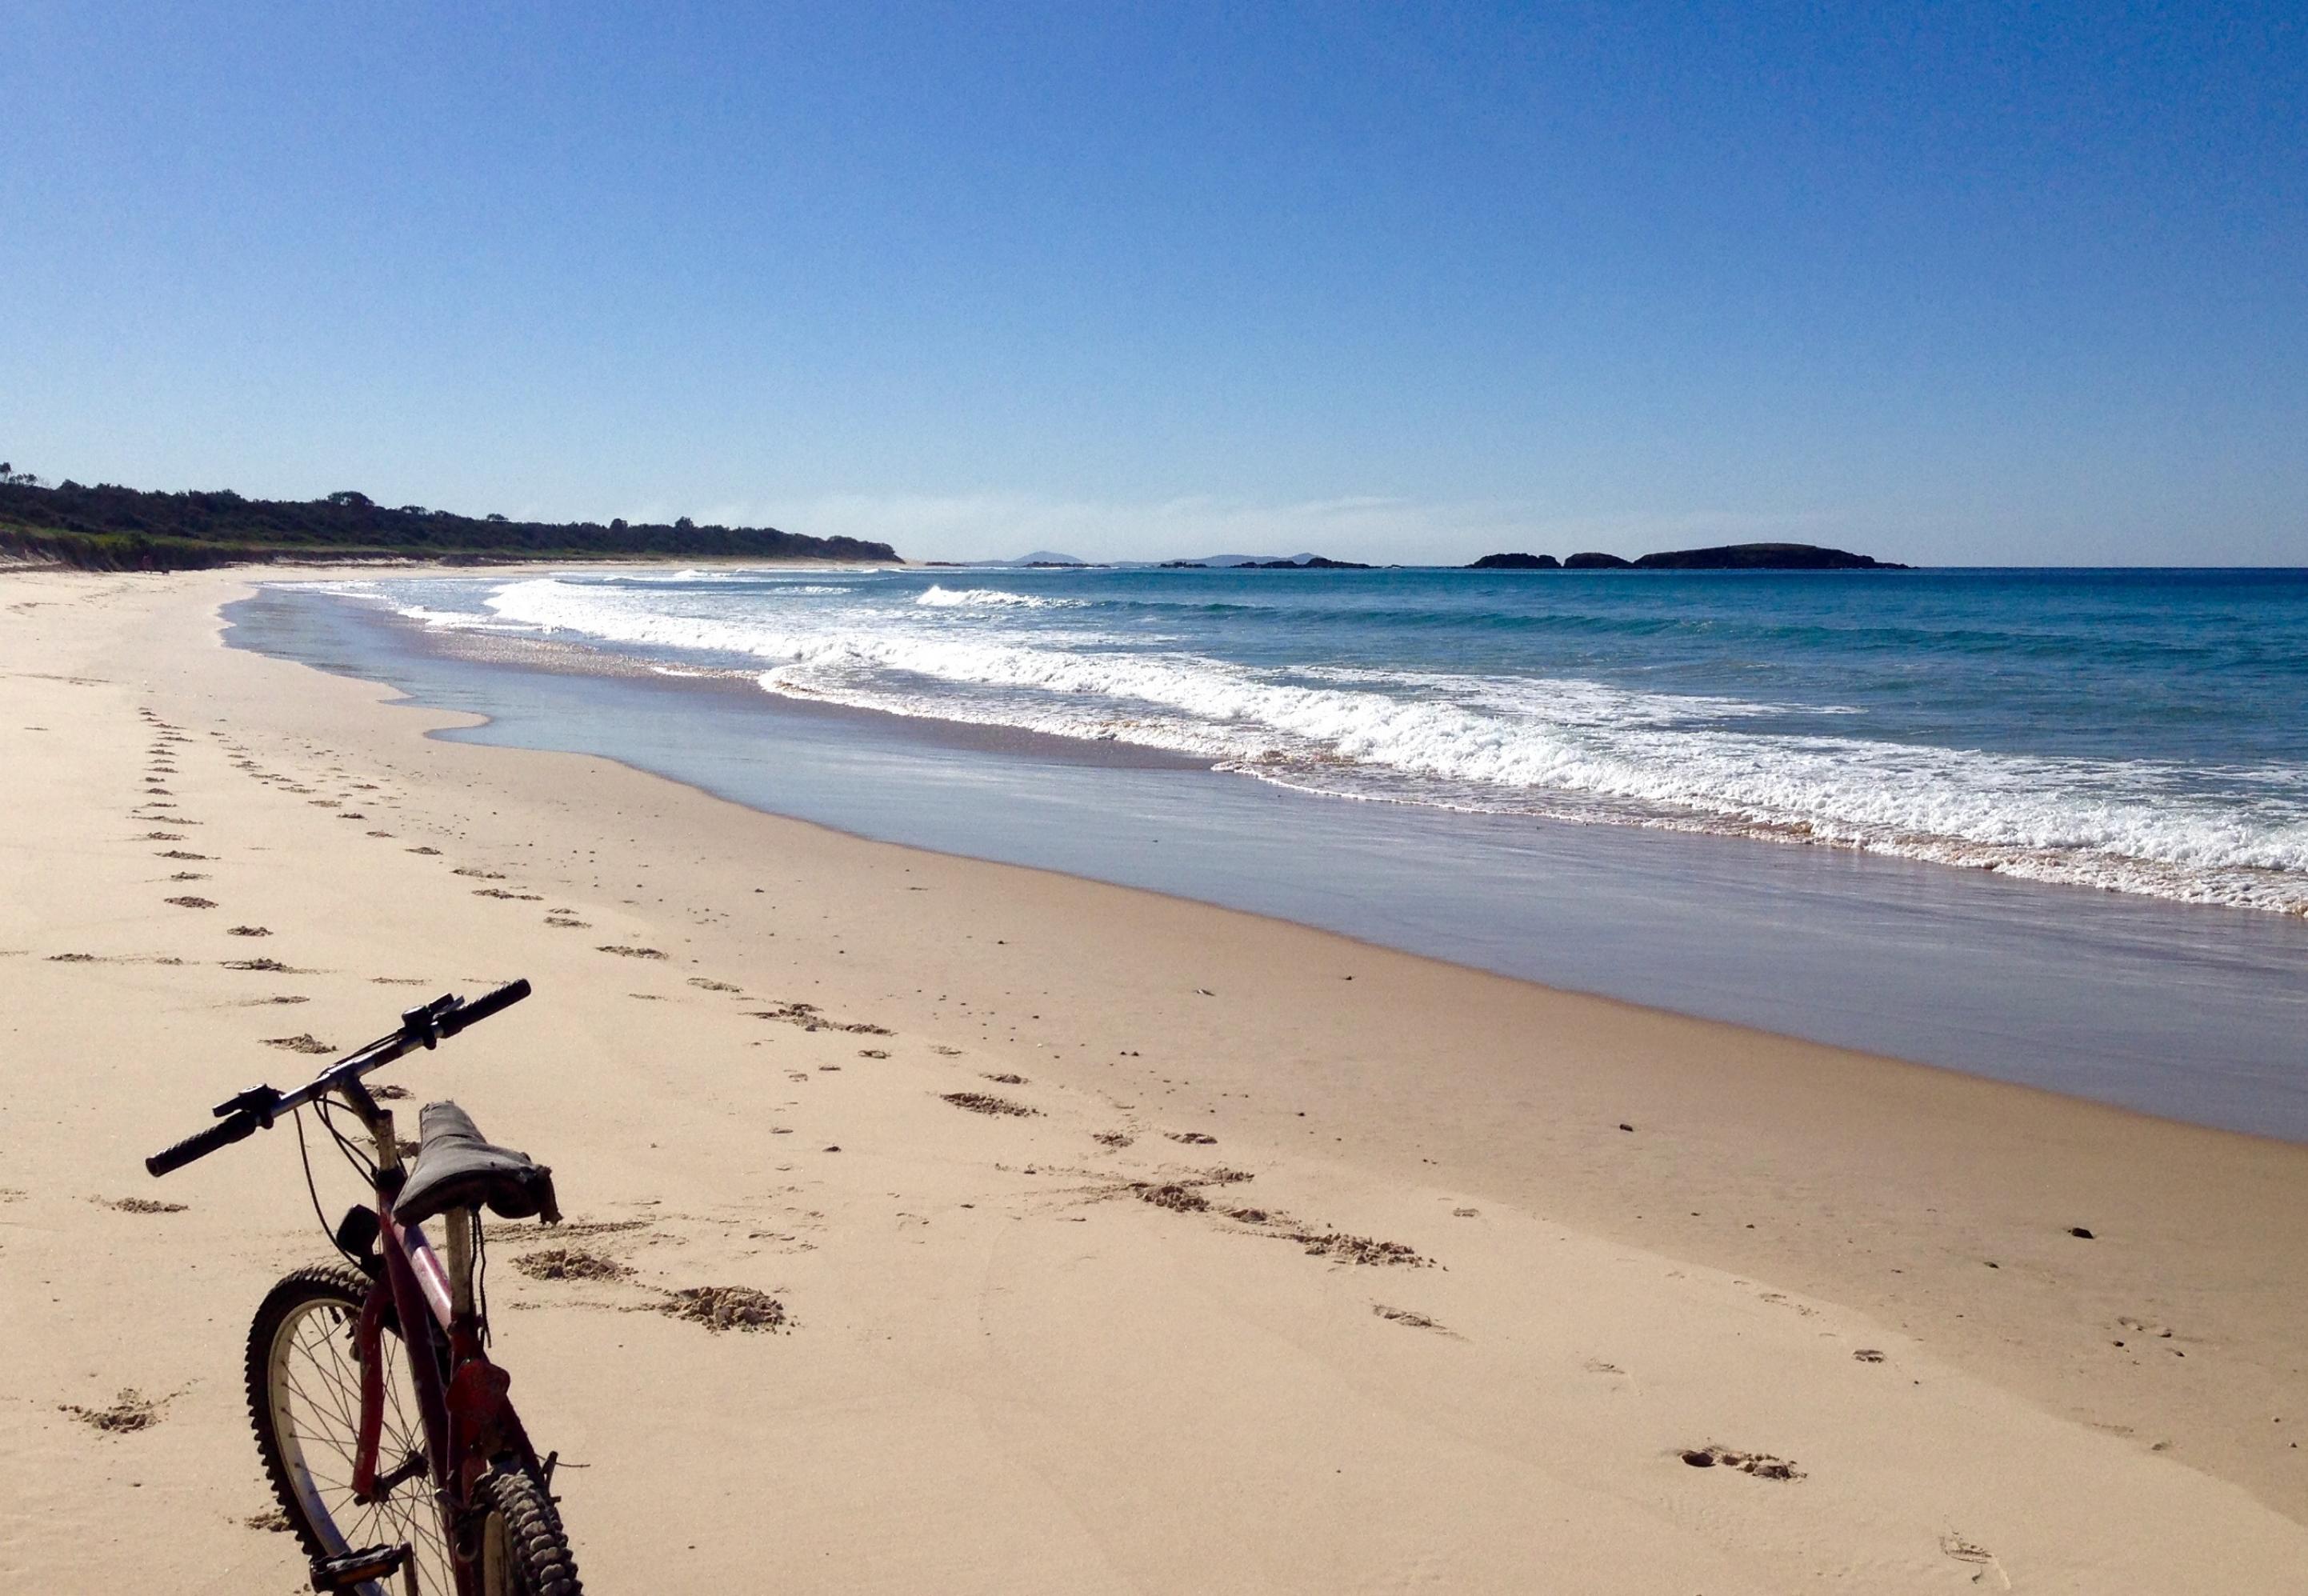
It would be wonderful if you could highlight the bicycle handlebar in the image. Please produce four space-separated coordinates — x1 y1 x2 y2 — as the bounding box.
441 978 530 1038
147 1110 263 1177
145 978 532 1178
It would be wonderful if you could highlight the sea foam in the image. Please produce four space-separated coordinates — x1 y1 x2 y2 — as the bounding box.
426 573 2308 913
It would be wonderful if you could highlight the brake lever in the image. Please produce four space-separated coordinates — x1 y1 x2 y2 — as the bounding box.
212 1084 284 1128
400 998 453 1050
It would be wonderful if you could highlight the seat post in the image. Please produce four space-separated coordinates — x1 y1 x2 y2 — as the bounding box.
443 1206 477 1320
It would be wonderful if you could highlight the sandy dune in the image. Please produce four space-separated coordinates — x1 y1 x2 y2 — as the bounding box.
2 568 2303 1591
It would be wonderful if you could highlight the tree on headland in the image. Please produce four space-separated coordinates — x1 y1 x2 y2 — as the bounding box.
0 467 901 569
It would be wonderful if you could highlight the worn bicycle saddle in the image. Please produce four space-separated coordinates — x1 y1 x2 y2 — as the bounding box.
393 1100 559 1226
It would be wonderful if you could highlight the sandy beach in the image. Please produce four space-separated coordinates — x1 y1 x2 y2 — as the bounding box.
3 566 2305 1593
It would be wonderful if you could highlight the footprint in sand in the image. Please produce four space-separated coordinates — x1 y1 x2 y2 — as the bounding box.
59 1389 169 1434
1137 1182 1210 1213
1939 1533 2012 1589
1679 1445 1803 1482
1373 1304 1458 1336
1290 1230 1428 1267
943 1091 1037 1118
262 1033 335 1055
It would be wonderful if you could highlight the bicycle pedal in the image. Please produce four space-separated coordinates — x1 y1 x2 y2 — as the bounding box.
310 1543 408 1590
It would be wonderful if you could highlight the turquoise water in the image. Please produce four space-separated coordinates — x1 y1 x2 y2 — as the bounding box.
338 566 2308 914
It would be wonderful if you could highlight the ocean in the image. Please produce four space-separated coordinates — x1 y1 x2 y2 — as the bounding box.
230 565 2308 1138
342 564 2308 913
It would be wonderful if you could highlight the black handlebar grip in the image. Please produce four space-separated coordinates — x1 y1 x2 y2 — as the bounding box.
440 978 531 1038
146 1110 260 1178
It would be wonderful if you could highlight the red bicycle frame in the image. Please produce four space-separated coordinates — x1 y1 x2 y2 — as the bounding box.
346 1194 546 1594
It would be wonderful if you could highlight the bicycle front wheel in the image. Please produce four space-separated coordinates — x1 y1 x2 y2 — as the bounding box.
474 1466 584 1594
246 1264 456 1594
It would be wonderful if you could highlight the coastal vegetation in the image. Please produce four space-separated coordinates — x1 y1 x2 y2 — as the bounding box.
0 467 898 570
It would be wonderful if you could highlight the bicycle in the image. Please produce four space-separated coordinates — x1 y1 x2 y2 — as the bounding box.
147 979 583 1595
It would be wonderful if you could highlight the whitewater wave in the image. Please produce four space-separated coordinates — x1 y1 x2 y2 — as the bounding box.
438 575 2308 913
915 585 1082 609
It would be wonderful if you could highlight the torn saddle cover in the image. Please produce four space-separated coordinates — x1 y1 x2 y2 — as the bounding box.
392 1100 560 1226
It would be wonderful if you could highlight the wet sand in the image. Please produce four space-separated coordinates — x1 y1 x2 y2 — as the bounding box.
228 580 2308 1141
3 567 2305 1592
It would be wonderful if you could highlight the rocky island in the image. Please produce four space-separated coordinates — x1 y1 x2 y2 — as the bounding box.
1473 542 1906 571
1162 554 1374 570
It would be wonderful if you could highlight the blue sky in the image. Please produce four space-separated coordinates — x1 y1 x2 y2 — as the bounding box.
3 2 2302 564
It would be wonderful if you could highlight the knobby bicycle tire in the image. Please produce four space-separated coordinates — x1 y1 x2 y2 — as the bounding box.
246 1263 457 1593
474 1466 585 1595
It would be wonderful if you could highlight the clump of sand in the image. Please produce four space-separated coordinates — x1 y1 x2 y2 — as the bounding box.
514 1247 632 1282
658 1286 786 1334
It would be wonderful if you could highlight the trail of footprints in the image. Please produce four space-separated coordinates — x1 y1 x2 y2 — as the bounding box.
62 714 1944 1509
92 711 1450 1353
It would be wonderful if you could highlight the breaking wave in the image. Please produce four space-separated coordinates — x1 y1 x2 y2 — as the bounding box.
432 574 2308 914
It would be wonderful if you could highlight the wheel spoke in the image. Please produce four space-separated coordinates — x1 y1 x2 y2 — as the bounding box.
266 1288 458 1594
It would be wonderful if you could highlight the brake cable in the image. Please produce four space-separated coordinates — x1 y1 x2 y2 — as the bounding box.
293 1108 364 1267
313 1093 378 1181
297 1092 384 1267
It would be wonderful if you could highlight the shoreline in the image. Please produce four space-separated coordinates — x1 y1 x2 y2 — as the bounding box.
386 562 2308 918
231 576 2308 1142
282 579 2308 908
6 568 2306 1590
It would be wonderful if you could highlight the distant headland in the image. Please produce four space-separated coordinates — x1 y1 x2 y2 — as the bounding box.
0 467 898 570
1477 542 1906 571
